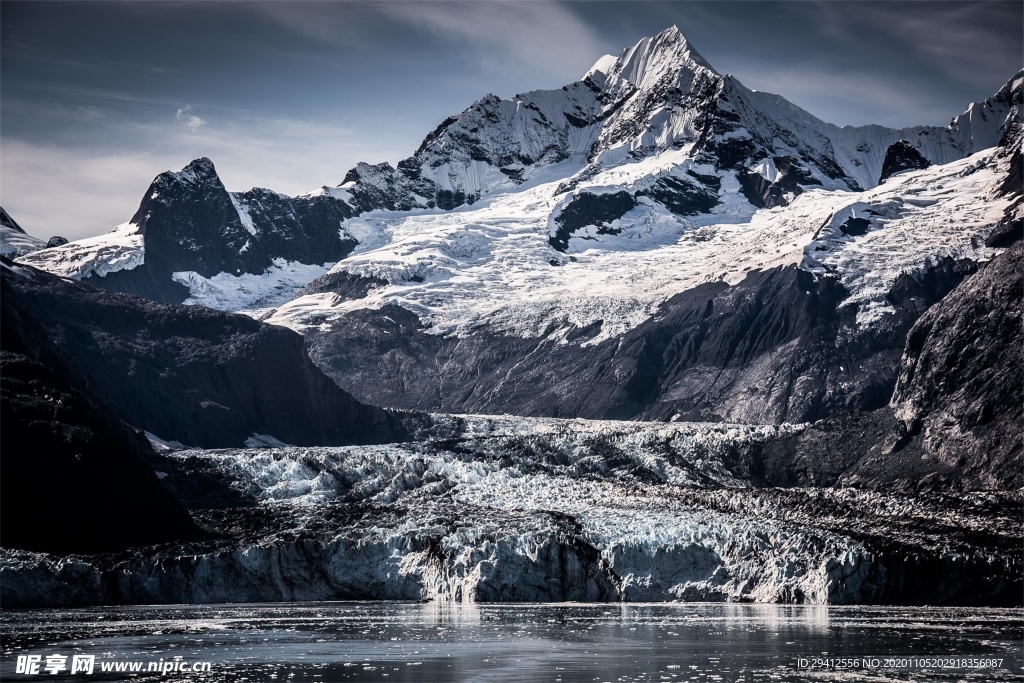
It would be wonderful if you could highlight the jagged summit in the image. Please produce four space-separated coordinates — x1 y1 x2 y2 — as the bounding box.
169 156 220 185
599 25 718 90
19 156 357 302
17 28 1023 327
944 67 1024 151
583 54 617 79
327 26 1021 214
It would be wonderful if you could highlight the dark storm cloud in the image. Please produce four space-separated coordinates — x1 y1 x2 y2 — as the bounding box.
1 1 1020 240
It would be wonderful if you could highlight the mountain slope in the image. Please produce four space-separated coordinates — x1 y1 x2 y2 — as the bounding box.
272 134 1016 424
885 239 1022 487
1 259 405 448
1 263 202 555
0 351 203 556
749 240 1022 491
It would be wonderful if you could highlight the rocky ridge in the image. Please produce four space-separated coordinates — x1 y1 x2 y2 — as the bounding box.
17 30 1022 312
19 158 358 304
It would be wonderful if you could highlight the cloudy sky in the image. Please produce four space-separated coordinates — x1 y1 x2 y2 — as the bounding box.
2 1 1021 241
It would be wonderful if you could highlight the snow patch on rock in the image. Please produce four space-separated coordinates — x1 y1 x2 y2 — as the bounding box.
0 226 46 259
803 148 1011 325
173 259 335 313
267 142 1011 342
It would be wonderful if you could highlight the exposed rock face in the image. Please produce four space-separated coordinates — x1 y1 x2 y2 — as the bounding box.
0 206 24 233
741 244 1022 491
878 140 930 183
116 158 357 301
735 155 819 209
298 270 388 299
987 124 1023 247
1 415 1019 607
0 352 202 556
339 161 435 213
305 258 975 426
549 191 637 251
887 242 1022 488
1 260 403 448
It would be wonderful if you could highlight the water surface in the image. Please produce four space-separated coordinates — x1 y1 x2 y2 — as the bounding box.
1 602 1020 681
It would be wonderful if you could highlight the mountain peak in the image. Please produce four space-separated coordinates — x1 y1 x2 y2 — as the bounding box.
656 25 711 64
659 25 715 72
603 25 717 91
171 157 220 185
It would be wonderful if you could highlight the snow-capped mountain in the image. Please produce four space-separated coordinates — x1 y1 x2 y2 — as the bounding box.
3 26 1022 611
0 208 44 258
269 111 1019 426
338 25 1018 215
20 27 1021 306
15 27 1022 426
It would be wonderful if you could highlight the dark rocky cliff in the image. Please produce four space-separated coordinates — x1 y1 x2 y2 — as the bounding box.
2 260 405 449
747 243 1022 491
84 158 357 303
886 240 1022 488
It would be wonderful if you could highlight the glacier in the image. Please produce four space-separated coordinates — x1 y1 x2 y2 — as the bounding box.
266 136 1016 343
15 28 1021 335
17 221 144 279
2 415 1019 607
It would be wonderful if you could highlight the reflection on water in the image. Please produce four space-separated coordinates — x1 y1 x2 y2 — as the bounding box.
1 602 1020 681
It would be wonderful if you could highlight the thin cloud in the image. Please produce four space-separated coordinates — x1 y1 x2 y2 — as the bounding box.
850 2 1022 86
2 38 178 76
252 3 384 48
255 1 606 86
176 105 206 129
0 140 162 241
735 67 959 128
375 1 606 81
